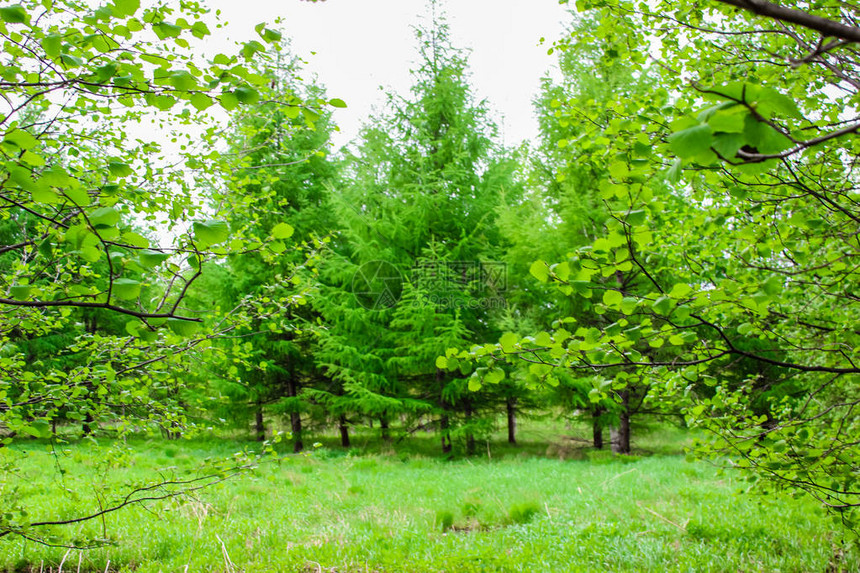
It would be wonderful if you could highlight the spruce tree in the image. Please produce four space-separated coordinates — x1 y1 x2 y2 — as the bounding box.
216 47 339 451
315 8 520 454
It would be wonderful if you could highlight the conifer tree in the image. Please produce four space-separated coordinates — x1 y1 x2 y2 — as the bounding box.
494 14 665 453
315 7 519 454
217 47 339 451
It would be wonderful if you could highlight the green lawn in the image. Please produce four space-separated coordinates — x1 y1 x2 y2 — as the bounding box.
1 424 856 572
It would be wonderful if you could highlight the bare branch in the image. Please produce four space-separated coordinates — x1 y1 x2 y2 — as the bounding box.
715 0 860 43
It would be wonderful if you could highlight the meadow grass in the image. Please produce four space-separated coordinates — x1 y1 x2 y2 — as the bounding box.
1 420 856 572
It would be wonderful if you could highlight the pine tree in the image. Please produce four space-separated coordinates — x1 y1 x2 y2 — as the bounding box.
315 7 520 454
216 46 339 451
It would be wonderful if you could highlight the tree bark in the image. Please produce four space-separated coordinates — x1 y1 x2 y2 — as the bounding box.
82 314 98 437
464 401 475 456
440 414 452 454
82 412 95 437
591 407 606 450
610 390 631 454
437 368 452 454
506 397 517 445
255 400 265 442
379 413 391 442
286 376 303 453
339 415 350 448
592 407 604 449
714 0 860 43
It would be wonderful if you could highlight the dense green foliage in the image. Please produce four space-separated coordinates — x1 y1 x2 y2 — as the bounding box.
449 0 860 532
0 0 328 544
312 18 522 455
1 0 859 564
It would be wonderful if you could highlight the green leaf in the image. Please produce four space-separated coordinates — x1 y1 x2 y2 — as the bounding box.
108 161 133 177
219 92 239 111
603 289 623 308
467 373 482 392
535 331 553 346
21 150 44 167
529 260 549 283
743 115 793 154
111 0 140 17
4 129 38 150
712 133 745 158
484 368 505 384
145 93 176 111
257 26 281 43
10 285 32 300
94 63 118 81
552 261 570 281
666 157 683 183
435 356 448 369
168 70 196 91
112 278 141 301
669 283 692 299
738 322 755 335
152 22 182 40
80 244 102 262
234 86 259 104
499 332 519 352
121 231 149 248
707 107 748 133
0 5 27 24
41 34 62 58
60 54 83 68
167 318 200 336
138 249 170 268
271 222 294 239
193 220 229 246
626 210 646 227
329 98 348 108
762 274 783 296
241 40 265 60
21 420 51 439
89 207 120 228
652 296 674 316
668 124 713 159
190 93 213 111
751 86 804 120
190 21 210 39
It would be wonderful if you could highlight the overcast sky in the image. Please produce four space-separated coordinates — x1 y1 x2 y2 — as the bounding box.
205 0 572 148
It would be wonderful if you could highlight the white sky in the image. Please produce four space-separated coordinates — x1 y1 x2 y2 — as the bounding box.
205 0 571 148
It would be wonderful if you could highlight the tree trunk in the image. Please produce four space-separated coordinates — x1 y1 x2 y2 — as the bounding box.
464 401 475 456
592 407 603 449
291 411 303 453
339 415 350 448
255 401 265 442
440 414 452 454
82 411 96 437
286 376 303 453
610 390 631 454
506 397 517 445
437 368 452 454
379 414 390 442
82 315 98 437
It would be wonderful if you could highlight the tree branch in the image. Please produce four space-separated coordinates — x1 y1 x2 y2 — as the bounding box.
0 298 202 322
714 0 860 43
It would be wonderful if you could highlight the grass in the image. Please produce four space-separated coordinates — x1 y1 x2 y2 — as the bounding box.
1 420 857 572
